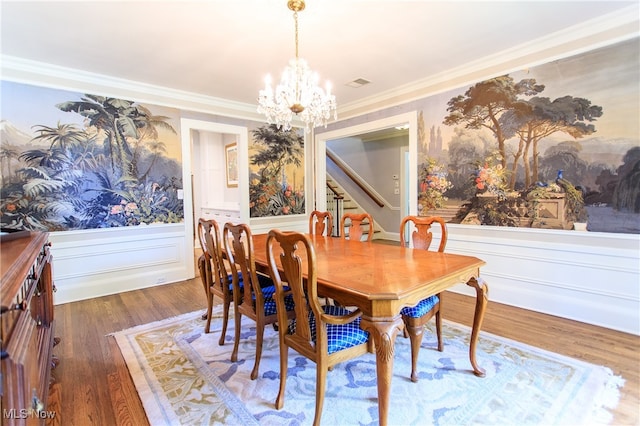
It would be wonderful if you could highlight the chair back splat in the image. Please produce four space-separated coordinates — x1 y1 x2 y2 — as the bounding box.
400 215 447 252
266 230 370 425
309 210 333 236
340 212 374 242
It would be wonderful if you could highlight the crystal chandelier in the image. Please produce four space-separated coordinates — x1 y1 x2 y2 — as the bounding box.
257 0 337 132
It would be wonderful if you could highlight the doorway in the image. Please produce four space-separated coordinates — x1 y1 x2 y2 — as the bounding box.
180 119 248 272
315 112 419 239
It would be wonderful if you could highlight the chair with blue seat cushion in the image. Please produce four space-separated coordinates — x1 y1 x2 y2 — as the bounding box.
266 229 370 426
400 215 447 382
309 210 333 236
224 222 296 380
197 218 240 344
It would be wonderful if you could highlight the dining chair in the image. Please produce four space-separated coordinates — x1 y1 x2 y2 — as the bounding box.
309 210 333 236
197 218 239 344
340 212 374 242
223 222 296 380
400 215 447 382
266 229 370 426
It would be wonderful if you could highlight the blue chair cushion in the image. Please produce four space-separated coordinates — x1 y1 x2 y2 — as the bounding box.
288 305 369 354
400 295 439 318
223 271 243 292
250 274 294 316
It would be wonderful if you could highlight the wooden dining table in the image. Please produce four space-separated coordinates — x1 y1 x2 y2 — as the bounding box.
251 233 488 426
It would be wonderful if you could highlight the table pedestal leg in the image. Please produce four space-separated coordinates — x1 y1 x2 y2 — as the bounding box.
359 316 404 426
466 277 489 377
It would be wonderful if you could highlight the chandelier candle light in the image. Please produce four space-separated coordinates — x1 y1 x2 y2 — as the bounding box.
258 0 337 131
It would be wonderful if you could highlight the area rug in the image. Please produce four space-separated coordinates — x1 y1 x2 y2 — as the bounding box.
111 306 623 426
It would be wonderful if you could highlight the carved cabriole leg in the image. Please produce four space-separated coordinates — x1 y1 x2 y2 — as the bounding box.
205 292 214 333
466 276 489 377
404 320 424 383
313 363 327 426
359 316 404 426
219 299 231 345
275 333 288 410
231 311 241 362
251 321 265 380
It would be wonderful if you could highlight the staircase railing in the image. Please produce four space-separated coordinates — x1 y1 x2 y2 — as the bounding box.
326 150 385 208
326 180 343 236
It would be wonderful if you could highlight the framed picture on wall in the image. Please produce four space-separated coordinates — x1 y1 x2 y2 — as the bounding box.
225 143 239 187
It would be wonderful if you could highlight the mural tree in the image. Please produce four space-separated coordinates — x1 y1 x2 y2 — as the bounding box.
443 75 603 190
613 147 640 213
249 124 305 217
56 95 175 189
443 76 545 172
509 96 602 188
0 143 20 184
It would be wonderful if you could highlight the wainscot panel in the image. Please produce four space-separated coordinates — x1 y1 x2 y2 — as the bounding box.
49 224 191 304
446 225 639 335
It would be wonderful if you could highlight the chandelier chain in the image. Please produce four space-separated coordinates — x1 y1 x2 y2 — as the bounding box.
294 11 299 60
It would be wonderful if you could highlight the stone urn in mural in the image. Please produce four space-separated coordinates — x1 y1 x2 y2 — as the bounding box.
526 173 587 230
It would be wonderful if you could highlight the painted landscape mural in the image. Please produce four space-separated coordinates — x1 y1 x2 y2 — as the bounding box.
249 124 305 217
0 82 184 231
416 38 639 233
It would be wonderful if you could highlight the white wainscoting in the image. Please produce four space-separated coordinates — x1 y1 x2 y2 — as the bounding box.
443 225 640 335
49 224 192 305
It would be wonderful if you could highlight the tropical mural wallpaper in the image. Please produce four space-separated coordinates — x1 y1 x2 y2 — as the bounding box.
248 124 305 217
0 82 183 231
415 38 639 233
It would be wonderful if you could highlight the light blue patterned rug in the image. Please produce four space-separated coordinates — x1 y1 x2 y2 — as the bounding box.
113 307 623 426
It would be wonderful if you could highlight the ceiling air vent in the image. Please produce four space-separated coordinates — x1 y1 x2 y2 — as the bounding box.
346 78 371 88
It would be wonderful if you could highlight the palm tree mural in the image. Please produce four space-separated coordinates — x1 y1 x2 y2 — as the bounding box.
57 95 144 185
249 124 305 217
0 91 183 231
0 144 20 185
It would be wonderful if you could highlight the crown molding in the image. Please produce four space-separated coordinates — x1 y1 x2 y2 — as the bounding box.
0 55 265 122
1 3 637 126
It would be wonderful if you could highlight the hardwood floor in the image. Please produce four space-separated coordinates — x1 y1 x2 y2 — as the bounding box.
48 276 639 426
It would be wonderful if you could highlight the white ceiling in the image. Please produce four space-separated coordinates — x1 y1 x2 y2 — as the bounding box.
1 1 638 115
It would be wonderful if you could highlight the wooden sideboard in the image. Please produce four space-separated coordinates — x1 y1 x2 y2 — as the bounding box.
1 232 56 425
